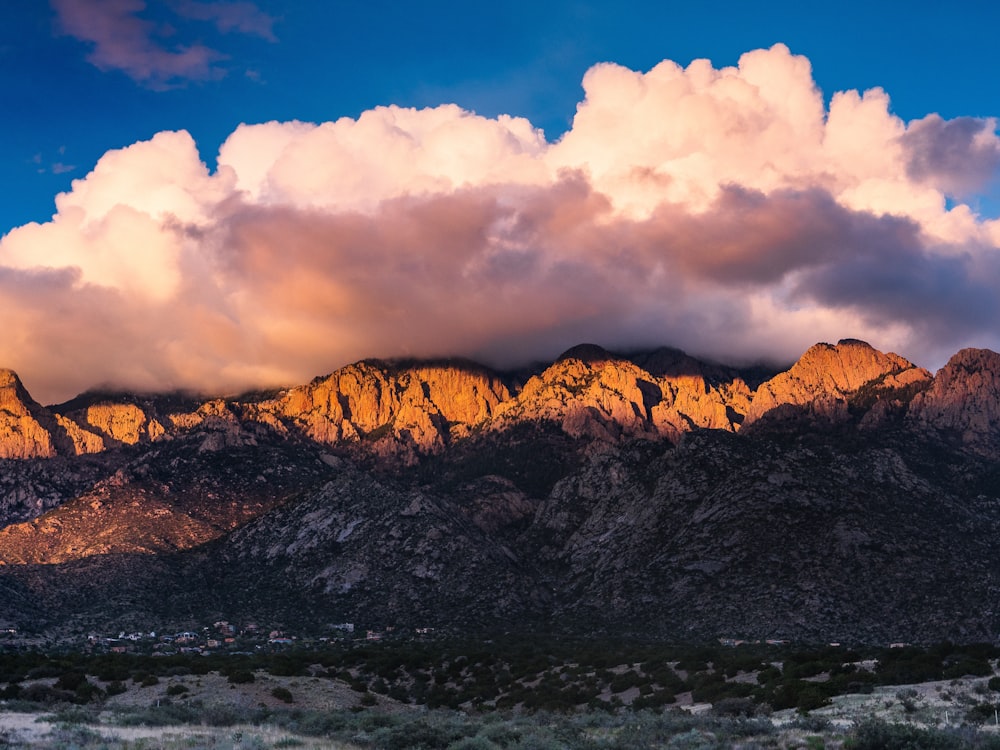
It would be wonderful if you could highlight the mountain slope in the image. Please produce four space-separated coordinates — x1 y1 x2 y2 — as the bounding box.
0 339 998 644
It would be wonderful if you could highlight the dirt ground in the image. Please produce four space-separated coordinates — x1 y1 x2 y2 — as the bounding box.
103 669 403 712
779 673 1000 730
0 670 401 749
3 666 1000 748
0 710 350 748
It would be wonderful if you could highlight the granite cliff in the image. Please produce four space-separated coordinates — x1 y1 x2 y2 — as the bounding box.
0 338 950 464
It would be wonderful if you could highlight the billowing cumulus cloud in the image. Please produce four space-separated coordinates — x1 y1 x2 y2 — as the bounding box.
2 44 1000 402
52 0 275 87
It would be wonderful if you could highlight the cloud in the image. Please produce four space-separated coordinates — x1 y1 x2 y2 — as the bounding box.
51 0 274 87
31 148 77 176
2 44 1000 402
171 0 276 40
901 114 1000 197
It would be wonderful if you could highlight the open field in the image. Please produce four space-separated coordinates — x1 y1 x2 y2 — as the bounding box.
3 643 1000 748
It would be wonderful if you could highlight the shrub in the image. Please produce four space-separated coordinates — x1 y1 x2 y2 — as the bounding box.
0 683 21 700
227 670 255 685
796 686 831 713
74 680 103 703
712 697 756 717
272 686 294 703
47 706 100 725
965 702 1000 725
26 665 63 680
105 681 127 697
97 666 130 682
943 659 992 679
114 701 203 727
166 683 189 696
851 719 963 749
54 671 87 691
20 683 71 704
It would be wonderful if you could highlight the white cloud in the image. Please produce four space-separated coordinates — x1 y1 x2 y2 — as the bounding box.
1 44 999 402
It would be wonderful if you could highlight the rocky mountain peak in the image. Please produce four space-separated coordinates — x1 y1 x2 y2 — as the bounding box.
493 346 752 442
495 350 662 441
743 339 932 428
250 360 511 460
0 369 36 413
907 347 1000 454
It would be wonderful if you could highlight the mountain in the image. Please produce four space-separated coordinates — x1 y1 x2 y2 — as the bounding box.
907 348 1000 455
742 339 932 429
0 339 999 644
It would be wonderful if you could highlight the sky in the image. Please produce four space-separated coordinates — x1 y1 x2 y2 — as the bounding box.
1 1 1000 403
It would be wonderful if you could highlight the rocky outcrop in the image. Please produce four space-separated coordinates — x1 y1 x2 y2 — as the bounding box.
251 361 511 457
53 415 105 455
743 339 931 428
493 345 750 442
636 348 754 434
81 403 165 445
0 370 57 459
493 347 666 441
907 348 1000 454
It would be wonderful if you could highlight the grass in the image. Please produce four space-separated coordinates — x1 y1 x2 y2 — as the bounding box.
1 694 1000 749
5 640 1000 747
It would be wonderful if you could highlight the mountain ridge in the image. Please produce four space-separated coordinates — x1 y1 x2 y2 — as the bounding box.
0 338 998 644
0 338 978 465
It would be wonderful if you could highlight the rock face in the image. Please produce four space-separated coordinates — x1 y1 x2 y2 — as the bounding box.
80 403 165 446
2 338 997 466
0 370 57 459
493 345 751 442
908 348 1000 455
743 339 932 428
250 361 511 460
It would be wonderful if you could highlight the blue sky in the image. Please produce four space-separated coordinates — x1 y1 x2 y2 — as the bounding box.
1 1 1000 401
4 1 999 231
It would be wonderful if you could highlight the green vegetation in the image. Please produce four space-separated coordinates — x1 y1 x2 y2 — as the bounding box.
7 705 1000 750
0 638 999 712
0 639 998 748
